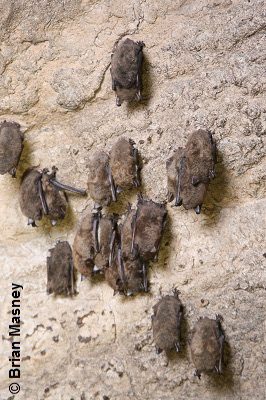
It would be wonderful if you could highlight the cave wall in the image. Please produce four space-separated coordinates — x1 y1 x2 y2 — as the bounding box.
0 1 265 399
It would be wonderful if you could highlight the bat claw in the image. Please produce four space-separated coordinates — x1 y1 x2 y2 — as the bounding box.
28 218 37 227
194 370 201 379
175 196 182 207
9 167 16 178
174 342 180 353
194 205 201 214
116 96 122 106
209 169 216 179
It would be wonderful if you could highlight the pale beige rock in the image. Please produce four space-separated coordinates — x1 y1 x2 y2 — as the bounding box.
0 0 265 399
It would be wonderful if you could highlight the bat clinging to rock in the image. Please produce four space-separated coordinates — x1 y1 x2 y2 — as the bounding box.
167 130 216 214
109 137 141 192
73 210 117 278
0 121 24 177
47 241 76 296
111 38 145 106
105 248 147 296
105 197 166 296
87 139 141 206
87 151 115 207
19 166 86 226
152 290 183 354
132 196 167 262
189 315 225 378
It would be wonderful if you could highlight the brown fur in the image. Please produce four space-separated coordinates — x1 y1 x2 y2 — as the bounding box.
19 168 43 223
120 206 136 260
104 260 122 294
73 211 117 277
105 253 145 295
0 121 24 176
189 316 224 377
122 258 146 295
47 241 76 296
19 166 85 226
41 172 68 223
73 213 95 277
166 130 216 212
152 292 183 353
109 138 140 190
94 216 116 270
133 197 167 262
87 151 113 206
111 38 144 106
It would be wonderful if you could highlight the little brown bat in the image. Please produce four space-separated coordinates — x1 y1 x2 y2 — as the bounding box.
19 166 86 226
104 207 147 295
47 241 76 296
166 129 216 214
73 209 117 278
105 198 166 295
0 120 24 177
152 290 183 354
87 151 115 207
105 247 147 296
132 196 167 262
189 315 225 378
109 137 141 193
111 38 145 106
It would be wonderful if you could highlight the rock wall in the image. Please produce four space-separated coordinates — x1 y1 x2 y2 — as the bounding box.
0 1 265 399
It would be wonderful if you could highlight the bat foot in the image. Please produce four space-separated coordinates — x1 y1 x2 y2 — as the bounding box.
116 96 122 107
216 314 223 323
194 205 201 214
209 169 216 179
136 91 142 102
116 186 123 194
155 346 162 355
175 197 182 207
194 370 201 379
93 203 102 212
28 218 37 227
214 365 222 374
172 287 180 297
9 167 16 178
133 178 140 187
174 342 180 353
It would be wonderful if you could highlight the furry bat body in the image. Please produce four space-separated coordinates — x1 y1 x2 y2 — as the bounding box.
111 38 145 106
19 166 86 226
0 121 24 177
189 315 225 378
152 290 183 353
87 138 141 207
47 241 76 296
167 130 216 214
73 210 117 278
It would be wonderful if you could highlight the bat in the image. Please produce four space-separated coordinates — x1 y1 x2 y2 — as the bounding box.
111 38 145 106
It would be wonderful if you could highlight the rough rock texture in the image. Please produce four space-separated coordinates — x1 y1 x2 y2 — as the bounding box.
0 1 265 399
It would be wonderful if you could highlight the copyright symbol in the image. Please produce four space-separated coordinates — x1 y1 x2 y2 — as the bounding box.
9 382 20 394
